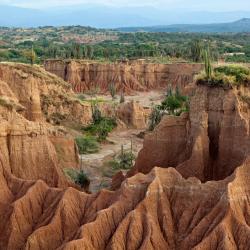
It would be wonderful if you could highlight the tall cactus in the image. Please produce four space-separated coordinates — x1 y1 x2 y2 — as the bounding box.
203 48 212 80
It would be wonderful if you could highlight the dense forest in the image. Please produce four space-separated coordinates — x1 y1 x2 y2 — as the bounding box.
0 26 250 64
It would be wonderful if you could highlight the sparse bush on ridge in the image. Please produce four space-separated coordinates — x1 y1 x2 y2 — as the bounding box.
196 65 250 87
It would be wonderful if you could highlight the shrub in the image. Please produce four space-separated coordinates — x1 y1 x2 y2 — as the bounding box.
84 117 117 142
64 168 90 188
91 102 102 124
75 135 100 154
214 65 250 85
102 145 135 177
196 65 250 87
148 106 163 131
148 87 188 130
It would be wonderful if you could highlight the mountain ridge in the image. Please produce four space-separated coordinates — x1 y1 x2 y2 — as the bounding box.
117 18 250 33
0 4 250 29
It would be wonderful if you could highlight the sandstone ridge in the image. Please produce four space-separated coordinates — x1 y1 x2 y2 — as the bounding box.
44 60 203 94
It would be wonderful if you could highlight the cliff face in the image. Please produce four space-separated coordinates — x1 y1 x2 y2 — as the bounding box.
44 60 203 93
131 85 250 183
0 64 80 188
0 63 92 125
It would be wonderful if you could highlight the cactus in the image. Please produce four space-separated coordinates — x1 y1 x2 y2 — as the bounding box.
203 48 212 80
108 82 116 100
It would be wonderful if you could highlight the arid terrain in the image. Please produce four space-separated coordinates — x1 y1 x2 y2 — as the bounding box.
0 59 249 250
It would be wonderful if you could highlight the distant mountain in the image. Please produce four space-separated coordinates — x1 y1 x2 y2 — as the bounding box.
117 18 250 33
0 4 250 28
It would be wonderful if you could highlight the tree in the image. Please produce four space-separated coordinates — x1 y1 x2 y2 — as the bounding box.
24 45 37 65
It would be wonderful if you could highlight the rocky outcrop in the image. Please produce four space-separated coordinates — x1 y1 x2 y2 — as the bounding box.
0 161 249 249
0 63 92 126
129 85 250 184
116 101 151 129
0 65 80 188
44 60 203 94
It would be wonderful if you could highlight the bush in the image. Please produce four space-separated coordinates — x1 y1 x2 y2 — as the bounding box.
148 106 163 131
214 65 250 85
196 65 250 87
75 135 100 154
64 168 90 189
102 145 135 177
84 117 117 142
148 87 188 130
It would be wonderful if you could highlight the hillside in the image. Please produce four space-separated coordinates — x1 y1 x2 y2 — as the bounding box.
118 18 250 33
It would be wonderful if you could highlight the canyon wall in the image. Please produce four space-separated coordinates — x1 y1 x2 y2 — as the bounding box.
129 85 250 183
0 63 80 188
44 60 203 93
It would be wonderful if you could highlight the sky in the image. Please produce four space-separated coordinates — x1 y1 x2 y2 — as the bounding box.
0 0 250 11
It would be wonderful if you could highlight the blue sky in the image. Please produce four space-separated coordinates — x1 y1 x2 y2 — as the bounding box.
1 0 250 11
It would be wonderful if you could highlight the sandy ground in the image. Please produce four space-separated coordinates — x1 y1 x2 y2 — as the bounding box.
82 90 165 107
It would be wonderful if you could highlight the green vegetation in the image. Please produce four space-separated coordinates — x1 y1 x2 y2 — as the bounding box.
196 65 250 87
102 143 135 177
83 103 117 142
149 87 189 131
1 26 250 63
84 117 117 142
75 135 100 154
64 168 90 189
203 48 212 80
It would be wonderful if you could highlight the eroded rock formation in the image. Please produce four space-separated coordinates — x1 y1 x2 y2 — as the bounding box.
0 64 80 187
130 85 250 184
0 63 92 125
44 60 203 94
0 162 249 249
116 101 151 129
0 64 250 249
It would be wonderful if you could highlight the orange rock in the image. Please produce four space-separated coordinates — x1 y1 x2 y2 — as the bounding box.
116 101 150 129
